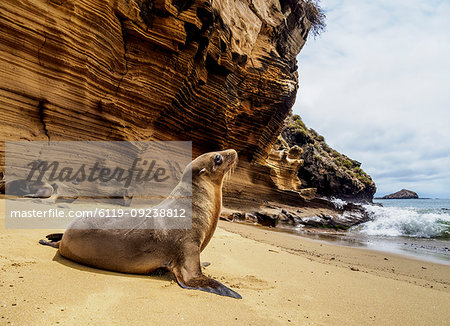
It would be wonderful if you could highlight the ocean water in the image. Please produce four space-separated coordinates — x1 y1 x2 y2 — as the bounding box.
283 199 450 265
359 199 450 239
343 199 450 264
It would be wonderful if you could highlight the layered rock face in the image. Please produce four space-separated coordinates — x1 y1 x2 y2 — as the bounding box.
0 0 309 157
0 0 314 205
266 136 304 192
282 115 376 202
0 0 370 228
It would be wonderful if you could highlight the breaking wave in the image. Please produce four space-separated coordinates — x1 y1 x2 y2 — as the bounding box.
358 203 450 238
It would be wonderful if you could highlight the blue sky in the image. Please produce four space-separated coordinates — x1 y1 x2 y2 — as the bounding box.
293 0 450 198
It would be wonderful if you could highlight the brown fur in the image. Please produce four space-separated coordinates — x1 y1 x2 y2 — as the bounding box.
40 150 241 299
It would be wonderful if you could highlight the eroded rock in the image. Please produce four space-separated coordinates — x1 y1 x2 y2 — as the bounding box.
282 115 376 202
0 0 317 209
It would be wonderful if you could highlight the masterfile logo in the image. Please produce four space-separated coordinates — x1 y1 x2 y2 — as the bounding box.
4 141 192 229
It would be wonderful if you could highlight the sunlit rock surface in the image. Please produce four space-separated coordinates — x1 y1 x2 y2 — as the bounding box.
0 0 370 226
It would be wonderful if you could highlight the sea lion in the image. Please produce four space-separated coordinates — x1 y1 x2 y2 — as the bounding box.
40 149 241 299
5 179 55 198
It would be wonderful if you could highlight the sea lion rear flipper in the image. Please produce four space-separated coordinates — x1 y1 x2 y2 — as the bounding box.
39 233 63 248
46 233 64 242
39 239 60 248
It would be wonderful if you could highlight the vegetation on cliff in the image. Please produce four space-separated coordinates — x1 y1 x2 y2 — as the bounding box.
282 114 376 202
302 0 326 37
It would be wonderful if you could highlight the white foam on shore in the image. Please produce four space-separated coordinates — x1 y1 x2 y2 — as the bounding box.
359 205 450 238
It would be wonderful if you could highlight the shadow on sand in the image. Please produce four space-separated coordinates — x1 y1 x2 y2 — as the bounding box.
51 251 176 282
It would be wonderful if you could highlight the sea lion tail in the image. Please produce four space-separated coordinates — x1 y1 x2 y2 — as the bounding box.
39 233 63 248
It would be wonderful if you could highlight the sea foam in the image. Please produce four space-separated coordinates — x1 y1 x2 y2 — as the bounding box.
358 204 450 238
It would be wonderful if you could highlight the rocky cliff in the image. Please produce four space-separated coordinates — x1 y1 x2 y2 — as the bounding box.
0 0 313 156
1 0 369 228
0 0 314 193
282 115 376 202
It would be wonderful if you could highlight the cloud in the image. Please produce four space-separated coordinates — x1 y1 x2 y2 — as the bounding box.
293 0 450 198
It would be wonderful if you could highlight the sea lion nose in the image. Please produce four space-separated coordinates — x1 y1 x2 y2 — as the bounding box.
219 149 238 163
228 149 238 160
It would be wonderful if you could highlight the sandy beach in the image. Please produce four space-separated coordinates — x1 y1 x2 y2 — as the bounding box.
1 200 449 325
1 0 450 325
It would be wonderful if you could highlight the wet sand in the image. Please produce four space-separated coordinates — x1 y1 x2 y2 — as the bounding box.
274 223 450 266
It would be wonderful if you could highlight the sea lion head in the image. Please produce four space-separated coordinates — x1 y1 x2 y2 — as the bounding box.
190 149 238 185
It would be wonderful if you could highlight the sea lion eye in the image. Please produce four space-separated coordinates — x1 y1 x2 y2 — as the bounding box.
214 154 223 165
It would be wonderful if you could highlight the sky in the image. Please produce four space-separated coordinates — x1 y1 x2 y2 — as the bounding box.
293 0 450 199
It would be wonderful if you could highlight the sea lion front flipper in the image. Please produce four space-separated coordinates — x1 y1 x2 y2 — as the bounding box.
178 276 242 299
171 248 241 299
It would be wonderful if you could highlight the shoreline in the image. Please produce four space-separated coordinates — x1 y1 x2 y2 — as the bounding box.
219 221 450 289
271 223 450 266
1 204 449 324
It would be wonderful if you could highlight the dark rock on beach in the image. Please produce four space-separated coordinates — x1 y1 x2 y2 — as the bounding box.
221 199 370 231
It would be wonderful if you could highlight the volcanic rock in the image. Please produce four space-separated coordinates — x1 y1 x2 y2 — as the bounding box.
282 115 376 202
382 189 419 199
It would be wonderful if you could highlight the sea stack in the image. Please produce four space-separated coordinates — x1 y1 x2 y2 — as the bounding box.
382 189 419 199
